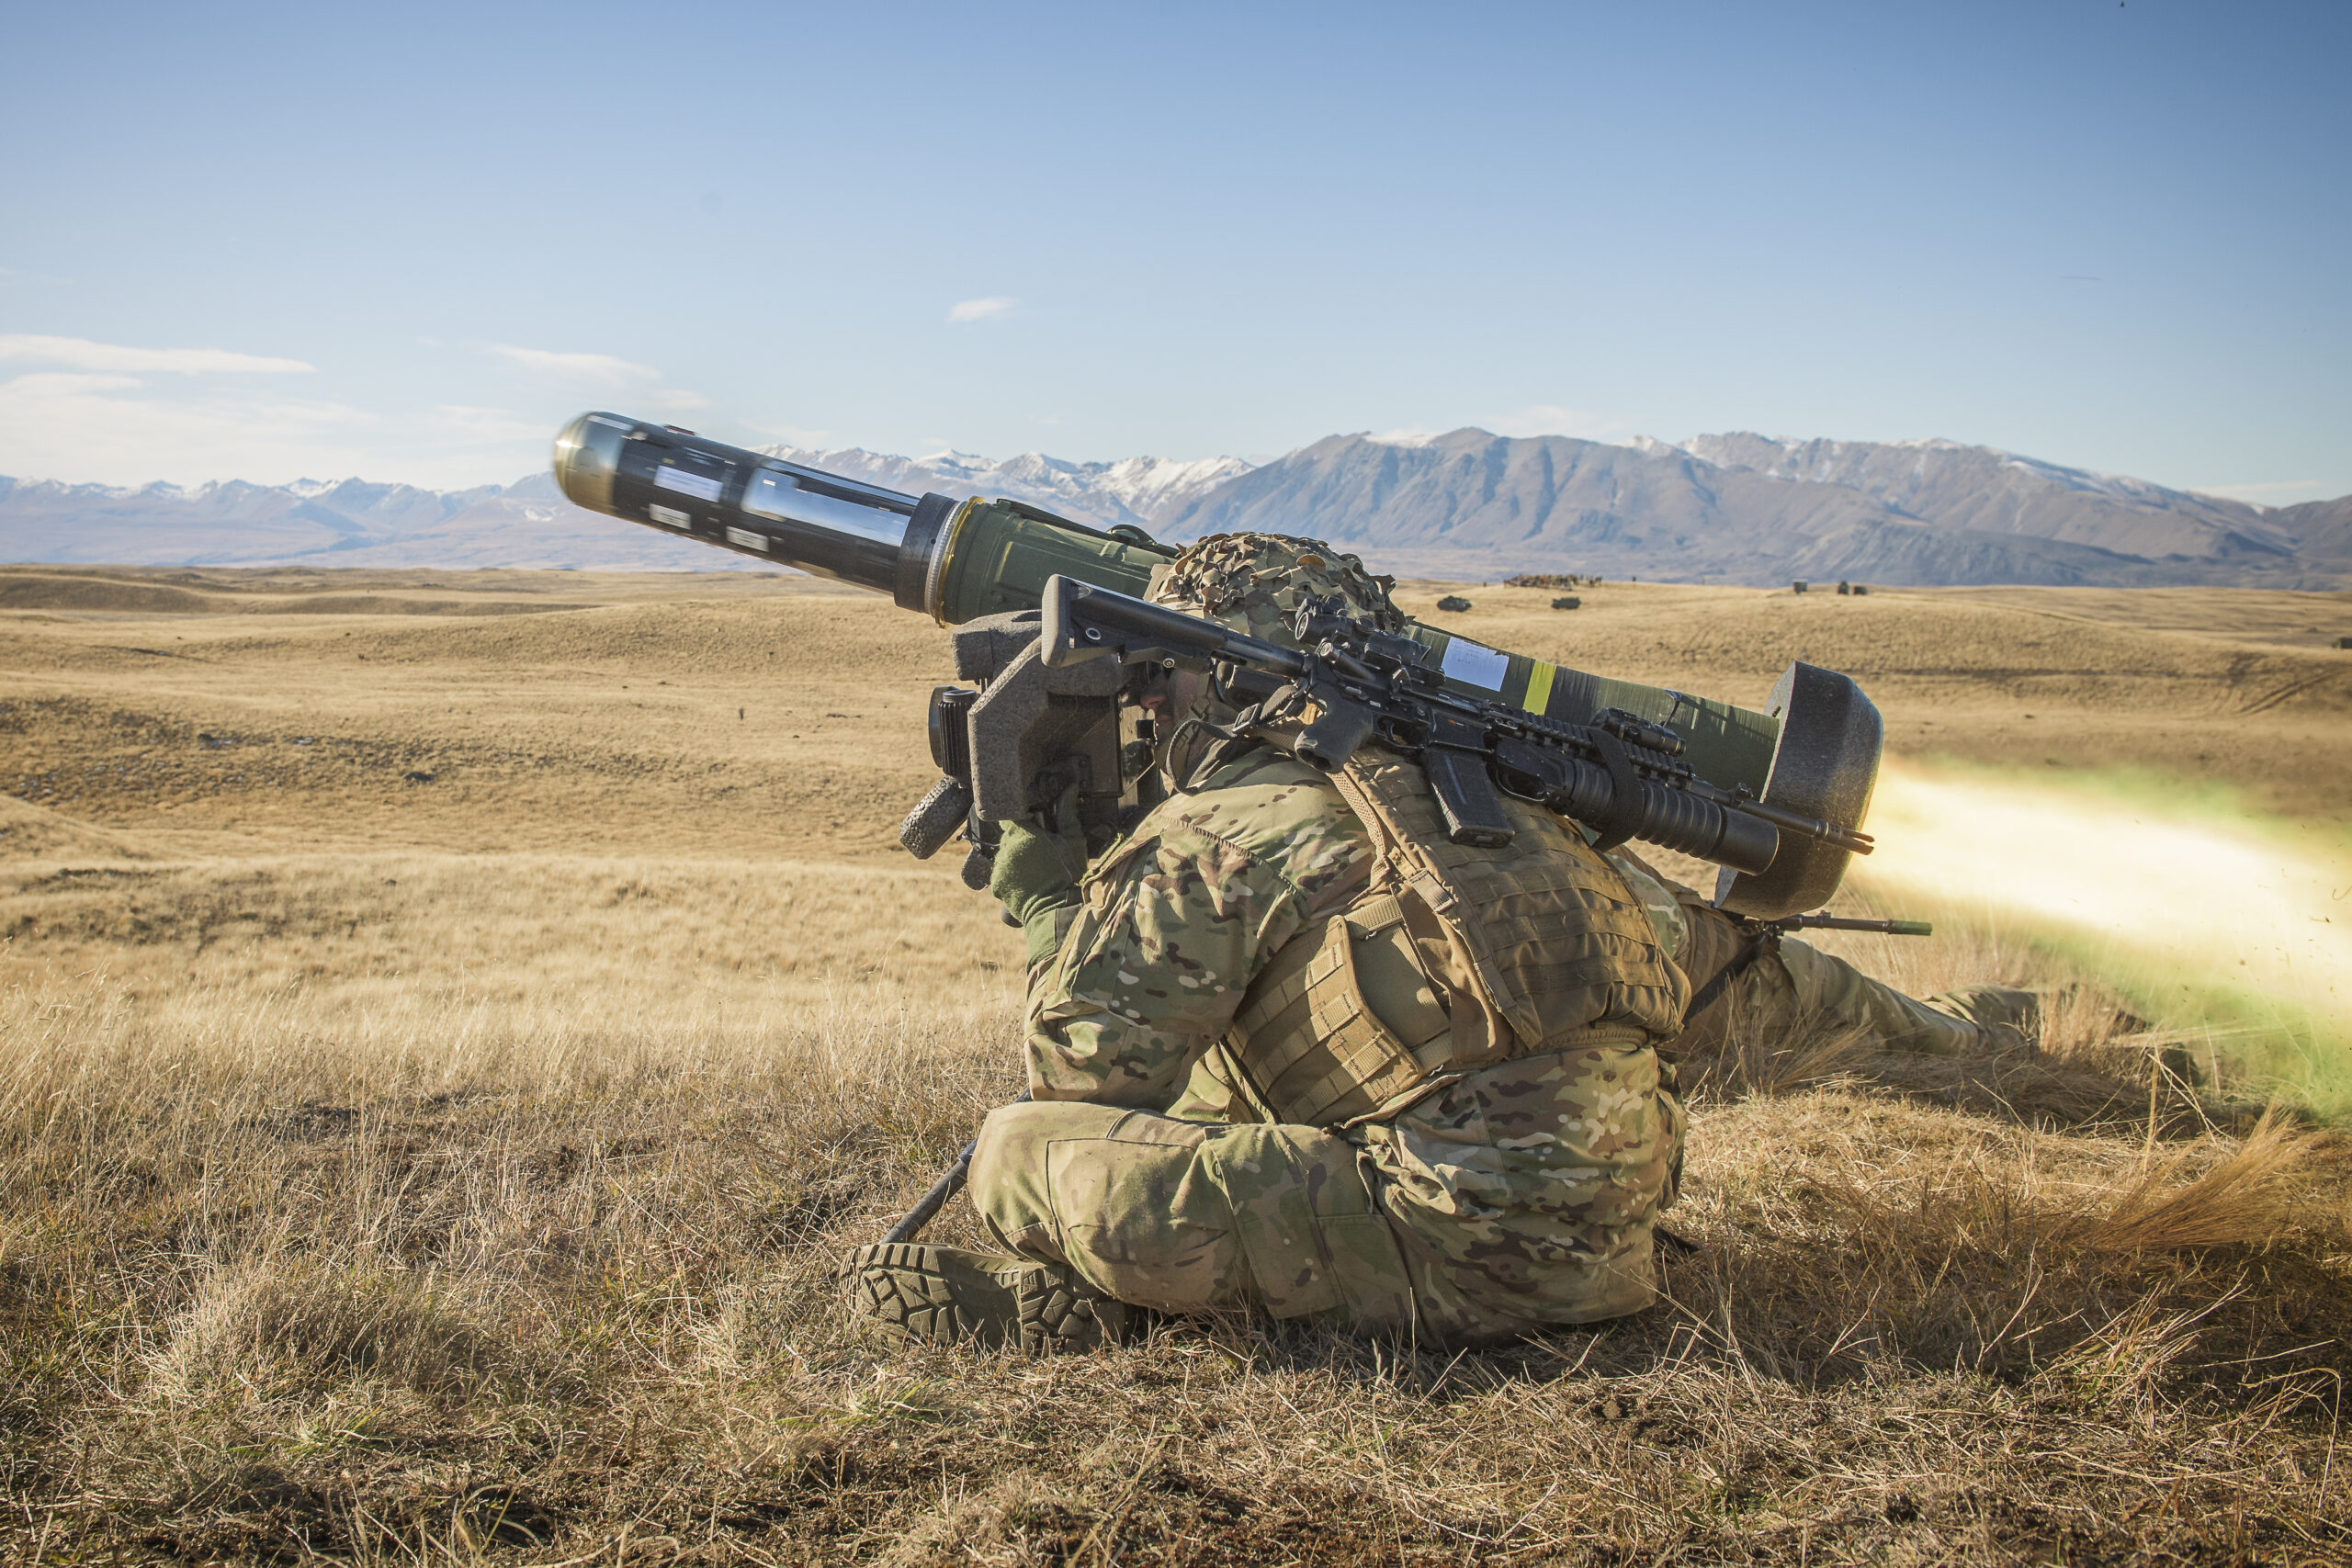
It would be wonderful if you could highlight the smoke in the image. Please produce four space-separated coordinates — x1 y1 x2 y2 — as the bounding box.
1853 759 2352 1107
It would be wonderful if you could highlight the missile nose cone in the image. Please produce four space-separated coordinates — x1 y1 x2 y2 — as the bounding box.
552 411 628 513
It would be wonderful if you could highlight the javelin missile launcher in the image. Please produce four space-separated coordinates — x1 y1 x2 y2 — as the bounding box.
550 411 1881 917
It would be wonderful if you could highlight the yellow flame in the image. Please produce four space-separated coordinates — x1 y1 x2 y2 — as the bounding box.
1855 759 2352 1098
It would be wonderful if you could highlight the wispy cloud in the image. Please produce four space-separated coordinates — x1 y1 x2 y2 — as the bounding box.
490 344 660 386
947 297 1015 324
0 369 376 485
0 377 545 489
0 333 314 374
490 344 708 422
0 336 719 487
5 372 146 398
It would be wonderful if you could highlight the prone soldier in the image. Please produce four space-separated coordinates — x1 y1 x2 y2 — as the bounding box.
1602 853 2040 1071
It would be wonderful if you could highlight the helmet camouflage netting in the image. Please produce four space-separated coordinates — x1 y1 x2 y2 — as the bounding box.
1147 533 1406 648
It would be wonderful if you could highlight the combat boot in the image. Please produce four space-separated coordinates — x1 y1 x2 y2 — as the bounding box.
844 1243 1145 1353
1929 984 2042 1055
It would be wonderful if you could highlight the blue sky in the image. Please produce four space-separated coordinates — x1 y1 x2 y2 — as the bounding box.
2 1 2345 502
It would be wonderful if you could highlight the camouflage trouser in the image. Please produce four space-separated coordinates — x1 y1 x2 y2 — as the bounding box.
1770 938 2039 1055
967 1102 1564 1348
1669 909 2040 1066
1606 856 2039 1064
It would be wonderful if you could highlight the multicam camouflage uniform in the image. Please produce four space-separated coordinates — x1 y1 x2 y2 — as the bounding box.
1603 852 2041 1066
853 536 1689 1350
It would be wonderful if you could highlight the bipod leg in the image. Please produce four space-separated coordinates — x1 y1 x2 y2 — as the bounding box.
878 1090 1032 1245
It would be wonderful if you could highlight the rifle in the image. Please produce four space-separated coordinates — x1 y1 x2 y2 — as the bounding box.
548 411 1885 917
1682 911 1933 1018
1035 574 1875 875
1763 913 1932 937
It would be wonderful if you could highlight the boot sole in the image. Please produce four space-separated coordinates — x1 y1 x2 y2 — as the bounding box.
846 1242 1118 1353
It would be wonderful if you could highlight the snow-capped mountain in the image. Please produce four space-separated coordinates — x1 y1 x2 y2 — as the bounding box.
0 474 518 566
1159 429 2349 587
0 443 1260 570
1675 434 2293 564
2 431 2345 586
753 444 1254 532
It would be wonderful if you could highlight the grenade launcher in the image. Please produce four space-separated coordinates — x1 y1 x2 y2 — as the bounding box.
550 411 1883 918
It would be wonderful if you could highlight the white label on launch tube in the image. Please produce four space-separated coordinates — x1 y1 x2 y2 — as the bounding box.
725 526 769 552
1440 637 1510 692
648 503 691 527
653 466 723 502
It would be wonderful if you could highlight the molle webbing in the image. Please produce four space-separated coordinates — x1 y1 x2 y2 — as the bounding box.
1227 754 1689 1127
1329 754 1689 1059
1227 893 1450 1128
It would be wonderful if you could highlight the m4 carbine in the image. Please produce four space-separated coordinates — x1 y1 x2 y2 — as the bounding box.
550 412 1884 917
1035 574 1874 876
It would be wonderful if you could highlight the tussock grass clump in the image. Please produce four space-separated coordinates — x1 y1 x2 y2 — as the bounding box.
2082 1111 2318 1253
145 1259 519 1404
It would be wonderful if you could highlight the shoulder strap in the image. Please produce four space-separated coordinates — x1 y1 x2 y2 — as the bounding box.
1333 750 1689 1060
1329 757 1524 1065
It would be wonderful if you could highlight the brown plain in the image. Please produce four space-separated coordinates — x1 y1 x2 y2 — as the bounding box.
4 565 2349 1564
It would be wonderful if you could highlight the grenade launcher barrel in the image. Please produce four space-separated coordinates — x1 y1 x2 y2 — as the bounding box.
551 411 1881 918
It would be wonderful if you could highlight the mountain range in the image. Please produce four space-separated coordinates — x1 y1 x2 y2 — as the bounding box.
4 431 2346 588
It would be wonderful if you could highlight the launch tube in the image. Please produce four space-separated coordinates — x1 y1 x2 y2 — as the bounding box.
550 411 1784 799
552 412 1176 619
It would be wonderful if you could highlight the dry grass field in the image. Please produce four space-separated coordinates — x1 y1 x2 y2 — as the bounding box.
4 564 2350 1564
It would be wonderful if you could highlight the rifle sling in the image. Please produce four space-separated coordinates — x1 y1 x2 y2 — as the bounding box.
1683 924 1781 1020
1586 728 1647 854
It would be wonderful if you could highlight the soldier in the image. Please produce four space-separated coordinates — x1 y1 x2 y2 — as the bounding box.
846 535 2032 1353
848 534 1690 1352
1600 852 2040 1071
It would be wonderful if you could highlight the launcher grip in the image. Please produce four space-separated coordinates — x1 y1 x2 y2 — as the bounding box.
898 775 972 860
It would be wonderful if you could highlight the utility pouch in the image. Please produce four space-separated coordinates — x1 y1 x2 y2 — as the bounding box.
1227 753 1690 1128
1227 892 1455 1128
1330 753 1689 1059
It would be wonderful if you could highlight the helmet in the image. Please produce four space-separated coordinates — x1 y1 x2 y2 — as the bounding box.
1141 534 1405 785
1147 533 1405 649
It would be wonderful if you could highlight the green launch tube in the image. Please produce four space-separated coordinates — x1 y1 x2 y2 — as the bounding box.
550 411 1781 795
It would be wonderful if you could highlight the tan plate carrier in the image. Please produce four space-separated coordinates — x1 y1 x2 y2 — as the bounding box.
1227 753 1690 1128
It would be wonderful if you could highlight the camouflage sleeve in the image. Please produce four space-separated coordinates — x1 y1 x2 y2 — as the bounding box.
1023 761 1371 1109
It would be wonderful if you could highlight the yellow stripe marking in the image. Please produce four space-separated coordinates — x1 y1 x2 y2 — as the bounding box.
1522 660 1556 715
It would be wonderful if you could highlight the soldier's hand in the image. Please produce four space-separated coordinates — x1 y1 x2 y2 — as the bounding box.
990 783 1091 961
